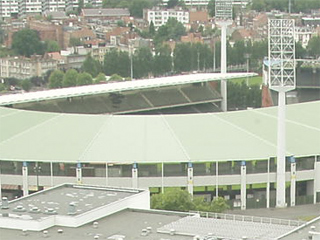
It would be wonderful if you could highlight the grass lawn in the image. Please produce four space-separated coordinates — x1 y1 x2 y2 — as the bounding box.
230 76 263 86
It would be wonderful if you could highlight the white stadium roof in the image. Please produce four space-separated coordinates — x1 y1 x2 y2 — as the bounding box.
0 100 319 163
0 72 257 105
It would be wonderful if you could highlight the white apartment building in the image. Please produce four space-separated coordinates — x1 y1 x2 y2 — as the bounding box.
0 0 19 18
161 0 250 7
145 8 189 28
0 56 57 79
42 0 66 12
18 0 42 17
0 0 103 18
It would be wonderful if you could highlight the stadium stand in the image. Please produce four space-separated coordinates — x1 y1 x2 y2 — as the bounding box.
12 83 222 114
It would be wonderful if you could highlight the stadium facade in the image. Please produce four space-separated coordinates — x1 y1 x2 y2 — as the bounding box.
0 73 319 210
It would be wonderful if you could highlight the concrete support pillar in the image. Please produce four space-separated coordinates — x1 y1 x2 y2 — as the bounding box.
161 163 164 194
266 158 270 208
215 161 219 198
240 161 247 210
22 162 29 196
187 162 194 196
314 156 318 204
290 156 296 207
220 25 227 112
50 162 54 187
76 162 82 184
276 91 287 208
105 163 109 186
132 163 138 188
0 165 2 200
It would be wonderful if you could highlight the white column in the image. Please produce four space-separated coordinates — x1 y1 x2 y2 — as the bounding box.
276 90 287 208
105 163 109 186
132 163 138 188
266 158 270 208
187 162 194 196
50 162 54 187
76 162 82 184
161 163 164 194
314 156 318 204
240 161 247 210
290 157 296 207
215 161 219 198
0 165 2 200
220 25 228 112
22 162 29 196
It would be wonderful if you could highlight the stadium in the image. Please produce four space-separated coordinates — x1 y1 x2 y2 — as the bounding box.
0 72 319 210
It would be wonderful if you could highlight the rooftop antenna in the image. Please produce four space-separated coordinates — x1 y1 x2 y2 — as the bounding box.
215 0 233 112
268 18 296 208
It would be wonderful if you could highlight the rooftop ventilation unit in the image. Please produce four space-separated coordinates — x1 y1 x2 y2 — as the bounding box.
1 197 9 209
29 206 41 213
68 202 76 215
13 205 27 212
93 221 99 228
57 229 63 234
43 230 49 238
44 208 57 215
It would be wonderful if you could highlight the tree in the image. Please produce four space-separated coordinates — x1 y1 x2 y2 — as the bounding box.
151 189 194 212
207 0 215 17
129 0 153 18
154 18 186 46
78 0 84 14
104 49 130 77
81 55 102 78
62 69 78 87
153 44 172 76
307 36 320 58
12 29 44 57
45 40 60 52
109 74 123 81
133 47 153 78
49 70 64 89
94 72 106 83
210 197 230 213
69 37 83 47
77 72 93 86
21 79 32 92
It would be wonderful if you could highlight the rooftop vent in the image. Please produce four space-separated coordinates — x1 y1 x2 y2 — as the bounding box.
170 229 175 236
57 229 63 234
29 206 41 213
93 221 99 228
13 205 26 212
94 235 100 239
1 197 9 209
43 230 49 238
44 208 57 215
141 229 148 236
22 229 28 236
68 202 76 215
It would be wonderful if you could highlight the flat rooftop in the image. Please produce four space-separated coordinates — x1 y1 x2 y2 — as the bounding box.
1 184 138 220
0 184 150 231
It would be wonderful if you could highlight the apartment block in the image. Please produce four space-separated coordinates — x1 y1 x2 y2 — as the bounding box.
0 55 58 79
144 8 189 28
0 0 18 18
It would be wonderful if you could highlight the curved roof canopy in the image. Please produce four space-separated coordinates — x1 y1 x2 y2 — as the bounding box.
0 101 319 163
0 73 256 106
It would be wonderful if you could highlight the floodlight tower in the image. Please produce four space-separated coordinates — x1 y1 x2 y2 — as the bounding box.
215 0 233 112
268 19 296 208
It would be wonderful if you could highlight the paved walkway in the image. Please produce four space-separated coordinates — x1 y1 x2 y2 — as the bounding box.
226 203 320 221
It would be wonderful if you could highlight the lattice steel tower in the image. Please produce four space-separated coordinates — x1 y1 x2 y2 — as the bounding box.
268 19 296 208
215 0 233 112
